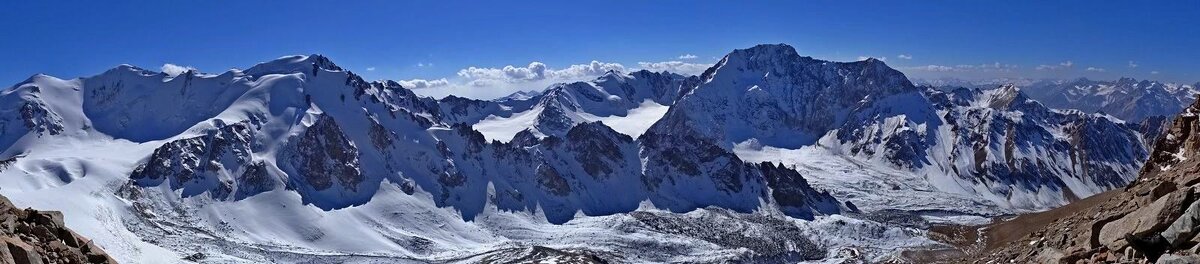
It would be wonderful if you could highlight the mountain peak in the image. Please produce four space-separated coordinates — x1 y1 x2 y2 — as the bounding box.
1116 77 1139 85
721 44 809 66
1069 77 1094 84
244 54 343 77
736 43 800 57
986 84 1028 109
596 70 630 82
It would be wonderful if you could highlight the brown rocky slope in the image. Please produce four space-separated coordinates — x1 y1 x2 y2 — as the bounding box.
960 99 1200 263
0 194 115 264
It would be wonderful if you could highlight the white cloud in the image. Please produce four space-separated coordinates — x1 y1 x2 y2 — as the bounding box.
366 67 376 71
902 65 958 72
403 58 706 99
897 54 913 60
902 62 1016 73
857 56 887 62
678 54 698 59
453 60 626 88
417 62 433 67
1036 60 1074 71
553 61 627 80
1128 61 1138 68
636 61 710 76
1086 67 1106 72
160 63 197 76
1151 71 1160 75
397 78 450 89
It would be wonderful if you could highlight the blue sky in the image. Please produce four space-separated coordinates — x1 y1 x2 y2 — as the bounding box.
2 1 1197 98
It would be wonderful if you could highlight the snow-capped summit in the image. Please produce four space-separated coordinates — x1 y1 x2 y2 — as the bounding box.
244 54 344 77
464 69 699 140
654 43 918 149
499 90 542 101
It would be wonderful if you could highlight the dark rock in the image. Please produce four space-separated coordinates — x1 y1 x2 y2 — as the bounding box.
287 114 362 191
25 211 63 229
0 194 115 264
4 237 42 264
183 252 206 262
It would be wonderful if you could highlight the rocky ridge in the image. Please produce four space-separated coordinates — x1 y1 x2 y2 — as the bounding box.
0 194 115 264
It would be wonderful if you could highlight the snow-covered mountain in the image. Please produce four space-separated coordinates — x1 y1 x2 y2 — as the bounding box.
651 44 1150 211
0 53 863 263
1017 77 1198 123
440 70 700 141
0 44 1164 263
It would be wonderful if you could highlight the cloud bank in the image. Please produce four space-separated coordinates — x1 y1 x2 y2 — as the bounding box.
161 63 197 76
404 58 717 99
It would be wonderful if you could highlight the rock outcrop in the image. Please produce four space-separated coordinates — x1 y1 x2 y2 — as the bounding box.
0 195 115 264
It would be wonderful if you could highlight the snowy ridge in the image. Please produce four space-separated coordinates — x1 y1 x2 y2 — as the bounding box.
0 52 853 262
453 70 699 141
1017 77 1198 123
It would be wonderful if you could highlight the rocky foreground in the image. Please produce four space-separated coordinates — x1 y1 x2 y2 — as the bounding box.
959 99 1200 263
0 195 114 264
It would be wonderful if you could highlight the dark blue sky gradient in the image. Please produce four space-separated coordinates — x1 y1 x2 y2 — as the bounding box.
2 0 1197 88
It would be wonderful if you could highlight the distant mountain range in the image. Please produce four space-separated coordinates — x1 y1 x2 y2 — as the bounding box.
919 77 1199 123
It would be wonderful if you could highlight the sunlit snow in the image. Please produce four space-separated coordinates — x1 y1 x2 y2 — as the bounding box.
474 100 669 142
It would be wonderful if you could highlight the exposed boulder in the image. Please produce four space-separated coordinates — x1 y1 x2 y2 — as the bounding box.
0 195 115 264
1163 199 1200 247
1097 189 1190 250
1157 253 1200 264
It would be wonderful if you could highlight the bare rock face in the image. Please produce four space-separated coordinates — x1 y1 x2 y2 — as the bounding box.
564 122 631 179
19 100 64 136
131 121 257 198
0 195 115 264
286 113 363 192
758 162 845 219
